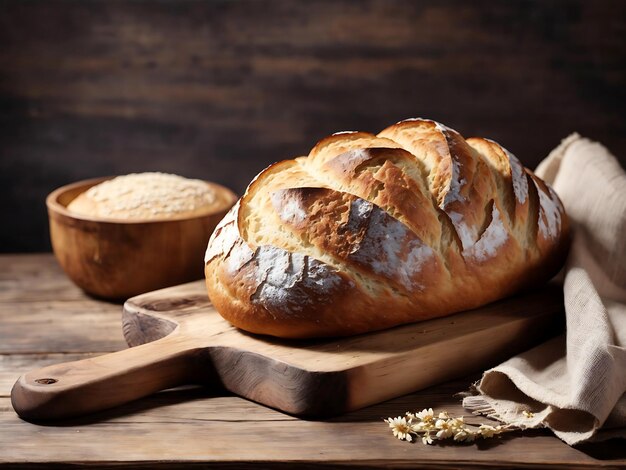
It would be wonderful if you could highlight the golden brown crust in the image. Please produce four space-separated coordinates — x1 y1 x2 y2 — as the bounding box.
319 147 441 246
205 118 570 338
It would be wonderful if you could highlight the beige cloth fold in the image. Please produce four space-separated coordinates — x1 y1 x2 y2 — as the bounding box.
462 133 626 446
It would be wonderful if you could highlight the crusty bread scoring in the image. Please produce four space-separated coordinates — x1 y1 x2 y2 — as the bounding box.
68 172 219 220
205 119 569 338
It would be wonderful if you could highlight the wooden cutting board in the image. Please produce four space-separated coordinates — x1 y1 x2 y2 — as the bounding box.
11 280 564 421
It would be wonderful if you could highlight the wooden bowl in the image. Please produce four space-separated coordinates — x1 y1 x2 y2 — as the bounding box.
47 177 237 300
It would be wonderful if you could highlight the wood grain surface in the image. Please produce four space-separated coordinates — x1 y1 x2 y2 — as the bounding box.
12 279 563 420
2 254 625 468
1 0 625 252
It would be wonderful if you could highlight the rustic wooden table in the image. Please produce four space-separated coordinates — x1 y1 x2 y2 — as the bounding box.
1 254 624 469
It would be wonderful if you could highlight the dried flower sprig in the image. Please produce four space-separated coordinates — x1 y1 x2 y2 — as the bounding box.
384 408 513 445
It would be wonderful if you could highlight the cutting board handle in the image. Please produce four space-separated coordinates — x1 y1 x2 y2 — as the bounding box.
11 330 199 422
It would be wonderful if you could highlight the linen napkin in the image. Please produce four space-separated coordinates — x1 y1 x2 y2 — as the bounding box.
462 133 626 446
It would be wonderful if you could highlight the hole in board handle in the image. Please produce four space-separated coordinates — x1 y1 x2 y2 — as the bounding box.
35 378 58 385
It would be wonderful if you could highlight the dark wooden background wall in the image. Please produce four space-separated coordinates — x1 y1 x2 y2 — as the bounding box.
1 0 625 252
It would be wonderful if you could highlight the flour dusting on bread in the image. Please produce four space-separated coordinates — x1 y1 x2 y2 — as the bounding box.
536 184 563 240
465 204 510 262
346 199 434 290
205 202 240 264
249 247 346 317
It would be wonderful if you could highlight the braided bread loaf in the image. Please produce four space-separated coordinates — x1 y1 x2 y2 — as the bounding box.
205 118 569 338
